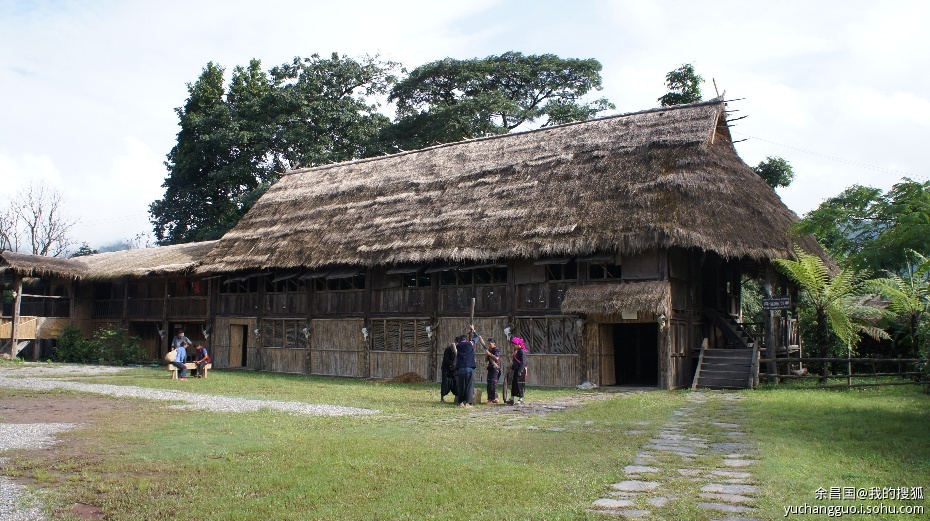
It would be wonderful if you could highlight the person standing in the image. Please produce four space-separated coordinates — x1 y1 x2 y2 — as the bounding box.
507 337 528 405
455 328 478 407
194 343 211 378
485 338 501 404
170 330 192 380
440 341 458 402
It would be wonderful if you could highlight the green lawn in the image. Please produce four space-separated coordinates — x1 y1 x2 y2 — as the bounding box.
744 384 930 520
1 367 927 520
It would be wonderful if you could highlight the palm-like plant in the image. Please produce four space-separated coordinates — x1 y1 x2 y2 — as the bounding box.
774 248 888 381
865 250 930 357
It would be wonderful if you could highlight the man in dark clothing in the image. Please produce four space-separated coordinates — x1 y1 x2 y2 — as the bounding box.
440 341 458 402
454 330 478 407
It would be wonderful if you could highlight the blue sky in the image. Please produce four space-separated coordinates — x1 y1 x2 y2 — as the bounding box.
1 0 927 249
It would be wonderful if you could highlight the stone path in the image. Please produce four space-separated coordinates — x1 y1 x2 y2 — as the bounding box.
590 391 761 520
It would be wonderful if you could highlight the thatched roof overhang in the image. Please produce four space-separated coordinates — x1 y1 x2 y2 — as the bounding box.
561 281 671 316
79 241 218 281
0 251 87 280
197 98 823 275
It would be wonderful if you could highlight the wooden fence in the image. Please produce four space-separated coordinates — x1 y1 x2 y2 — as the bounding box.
758 357 926 389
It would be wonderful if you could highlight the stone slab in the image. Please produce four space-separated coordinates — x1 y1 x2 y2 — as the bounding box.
623 465 659 474
702 484 758 495
610 480 659 492
699 502 754 513
592 498 635 509
700 492 754 504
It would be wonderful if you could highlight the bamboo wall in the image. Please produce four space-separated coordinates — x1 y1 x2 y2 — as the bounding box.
258 347 308 374
310 319 365 377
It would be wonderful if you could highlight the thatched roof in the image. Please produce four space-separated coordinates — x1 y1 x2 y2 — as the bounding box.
79 241 218 280
0 251 88 280
195 98 817 274
1 241 217 282
561 281 671 316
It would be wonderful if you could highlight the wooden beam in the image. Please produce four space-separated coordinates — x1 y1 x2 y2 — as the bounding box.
10 275 22 357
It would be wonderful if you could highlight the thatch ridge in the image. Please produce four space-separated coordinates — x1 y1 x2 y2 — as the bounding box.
283 97 730 177
2 242 219 281
194 99 818 274
561 281 671 316
0 251 88 280
79 241 218 280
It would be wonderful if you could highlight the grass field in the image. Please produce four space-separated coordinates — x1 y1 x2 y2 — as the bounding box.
1 366 927 520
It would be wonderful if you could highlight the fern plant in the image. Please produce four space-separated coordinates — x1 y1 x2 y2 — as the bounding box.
774 247 888 381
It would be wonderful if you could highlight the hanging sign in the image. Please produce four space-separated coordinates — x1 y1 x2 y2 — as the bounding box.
762 296 791 310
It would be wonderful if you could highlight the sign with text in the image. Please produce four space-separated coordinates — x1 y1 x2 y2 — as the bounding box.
763 296 791 310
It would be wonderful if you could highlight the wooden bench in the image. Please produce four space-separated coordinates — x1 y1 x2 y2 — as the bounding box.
167 362 212 379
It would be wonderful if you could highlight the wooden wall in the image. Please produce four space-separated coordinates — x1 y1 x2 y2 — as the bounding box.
310 319 365 377
211 317 257 369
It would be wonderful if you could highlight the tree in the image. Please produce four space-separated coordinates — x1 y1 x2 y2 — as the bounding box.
753 156 794 189
0 182 75 257
658 63 704 106
385 52 614 151
71 243 99 257
774 249 888 381
150 54 397 245
794 178 930 272
865 250 930 357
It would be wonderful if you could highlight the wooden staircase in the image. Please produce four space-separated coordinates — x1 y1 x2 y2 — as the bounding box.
692 309 760 390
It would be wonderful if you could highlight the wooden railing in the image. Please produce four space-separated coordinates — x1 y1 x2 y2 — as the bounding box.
127 298 164 318
168 297 208 317
17 297 70 318
758 357 926 388
93 299 124 319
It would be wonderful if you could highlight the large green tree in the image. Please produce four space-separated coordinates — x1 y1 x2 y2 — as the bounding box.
384 52 614 151
658 63 703 106
794 178 930 273
150 54 397 244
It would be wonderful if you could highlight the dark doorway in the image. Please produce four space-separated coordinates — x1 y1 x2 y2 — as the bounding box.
612 323 659 385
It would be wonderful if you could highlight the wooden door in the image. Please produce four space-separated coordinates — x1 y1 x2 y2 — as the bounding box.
229 325 246 367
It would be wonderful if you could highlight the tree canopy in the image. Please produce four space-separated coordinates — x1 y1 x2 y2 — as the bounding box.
658 63 703 106
150 54 397 244
384 52 614 151
150 52 614 244
794 178 930 273
753 156 795 190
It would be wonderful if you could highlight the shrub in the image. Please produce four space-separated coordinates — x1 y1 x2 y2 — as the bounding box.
53 325 93 363
54 325 147 365
90 326 147 365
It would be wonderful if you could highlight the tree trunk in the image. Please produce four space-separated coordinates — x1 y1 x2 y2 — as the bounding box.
817 308 830 384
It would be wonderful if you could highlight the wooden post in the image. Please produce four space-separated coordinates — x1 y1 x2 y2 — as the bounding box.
763 266 778 383
10 275 22 357
121 276 129 328
161 277 170 359
363 268 372 379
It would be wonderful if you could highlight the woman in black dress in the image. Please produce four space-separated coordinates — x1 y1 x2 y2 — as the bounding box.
508 337 528 405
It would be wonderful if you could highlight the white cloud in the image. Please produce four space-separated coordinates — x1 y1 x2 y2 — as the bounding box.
0 153 64 192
